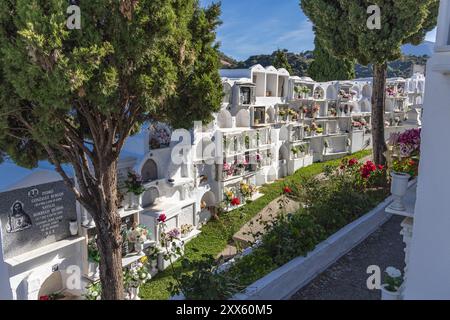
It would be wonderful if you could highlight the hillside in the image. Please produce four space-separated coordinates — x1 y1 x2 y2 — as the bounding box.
220 50 429 79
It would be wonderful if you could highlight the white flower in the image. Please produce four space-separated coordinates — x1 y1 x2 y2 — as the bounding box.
385 267 402 278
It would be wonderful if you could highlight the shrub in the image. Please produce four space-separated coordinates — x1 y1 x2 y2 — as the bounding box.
169 255 243 300
261 213 326 265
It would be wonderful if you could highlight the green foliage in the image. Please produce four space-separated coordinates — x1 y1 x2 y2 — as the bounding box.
169 254 244 300
0 0 223 167
301 0 438 65
308 37 355 82
261 213 326 265
235 50 312 76
220 50 427 79
272 49 293 74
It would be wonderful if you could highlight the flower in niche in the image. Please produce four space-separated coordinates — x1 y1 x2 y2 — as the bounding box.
231 197 241 206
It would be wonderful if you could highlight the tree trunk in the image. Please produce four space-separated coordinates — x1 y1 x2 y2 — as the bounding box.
371 63 388 165
93 160 124 300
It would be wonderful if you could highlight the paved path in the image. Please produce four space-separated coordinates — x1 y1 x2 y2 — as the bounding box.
291 215 406 300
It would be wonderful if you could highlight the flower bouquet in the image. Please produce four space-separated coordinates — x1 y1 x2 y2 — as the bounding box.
180 224 194 238
123 257 152 300
127 224 151 254
239 182 257 200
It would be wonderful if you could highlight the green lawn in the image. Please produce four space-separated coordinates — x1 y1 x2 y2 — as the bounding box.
140 150 372 300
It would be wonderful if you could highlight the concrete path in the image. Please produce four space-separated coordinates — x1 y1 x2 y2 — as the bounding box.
291 215 406 300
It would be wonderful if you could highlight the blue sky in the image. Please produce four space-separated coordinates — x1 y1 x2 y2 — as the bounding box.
200 0 437 61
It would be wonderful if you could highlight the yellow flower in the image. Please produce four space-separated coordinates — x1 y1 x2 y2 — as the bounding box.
140 256 148 264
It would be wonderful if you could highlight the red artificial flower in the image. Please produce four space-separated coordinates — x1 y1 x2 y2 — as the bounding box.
231 198 241 206
348 158 359 167
377 165 385 171
360 161 377 179
157 213 167 223
283 186 292 194
39 295 49 301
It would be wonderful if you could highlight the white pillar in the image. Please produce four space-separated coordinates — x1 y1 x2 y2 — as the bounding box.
403 1 450 299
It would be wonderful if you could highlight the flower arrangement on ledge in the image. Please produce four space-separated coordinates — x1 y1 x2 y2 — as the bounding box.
312 105 320 118
127 224 150 244
180 224 194 238
339 89 352 100
123 257 152 292
387 128 421 177
239 182 257 200
125 171 145 196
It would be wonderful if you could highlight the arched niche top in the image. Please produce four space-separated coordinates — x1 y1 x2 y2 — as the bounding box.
326 85 338 100
217 109 233 128
236 109 250 128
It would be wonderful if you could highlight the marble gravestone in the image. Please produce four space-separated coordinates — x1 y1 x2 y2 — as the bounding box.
0 180 77 259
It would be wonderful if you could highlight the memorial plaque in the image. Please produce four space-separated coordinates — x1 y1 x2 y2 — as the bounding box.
0 180 77 259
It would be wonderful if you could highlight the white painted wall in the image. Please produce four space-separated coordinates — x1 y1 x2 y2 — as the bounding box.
404 2 450 299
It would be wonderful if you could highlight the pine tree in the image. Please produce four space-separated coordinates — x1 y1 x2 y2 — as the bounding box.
308 37 355 82
273 49 293 74
301 0 438 165
0 0 223 299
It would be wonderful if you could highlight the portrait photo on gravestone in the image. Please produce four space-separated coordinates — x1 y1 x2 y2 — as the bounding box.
0 180 77 259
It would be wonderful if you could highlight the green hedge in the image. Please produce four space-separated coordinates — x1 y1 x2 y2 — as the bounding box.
140 150 372 300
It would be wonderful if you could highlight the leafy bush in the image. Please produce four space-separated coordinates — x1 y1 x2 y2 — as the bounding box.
262 213 326 265
169 255 243 300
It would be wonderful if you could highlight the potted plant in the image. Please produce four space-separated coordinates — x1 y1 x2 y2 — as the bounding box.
123 257 152 300
124 171 145 210
127 224 151 254
381 267 403 300
291 147 300 159
386 129 421 211
87 237 100 278
300 86 310 99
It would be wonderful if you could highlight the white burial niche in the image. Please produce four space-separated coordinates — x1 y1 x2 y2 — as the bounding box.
0 169 84 300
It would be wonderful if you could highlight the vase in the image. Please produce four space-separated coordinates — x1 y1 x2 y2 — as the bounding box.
380 285 401 300
128 193 142 210
88 262 99 278
126 287 140 300
135 242 144 255
69 220 78 236
389 172 411 211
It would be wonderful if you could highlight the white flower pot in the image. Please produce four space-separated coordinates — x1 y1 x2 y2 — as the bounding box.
381 285 401 300
389 172 411 211
127 193 142 210
126 287 140 300
88 262 99 278
135 242 144 254
69 220 78 236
